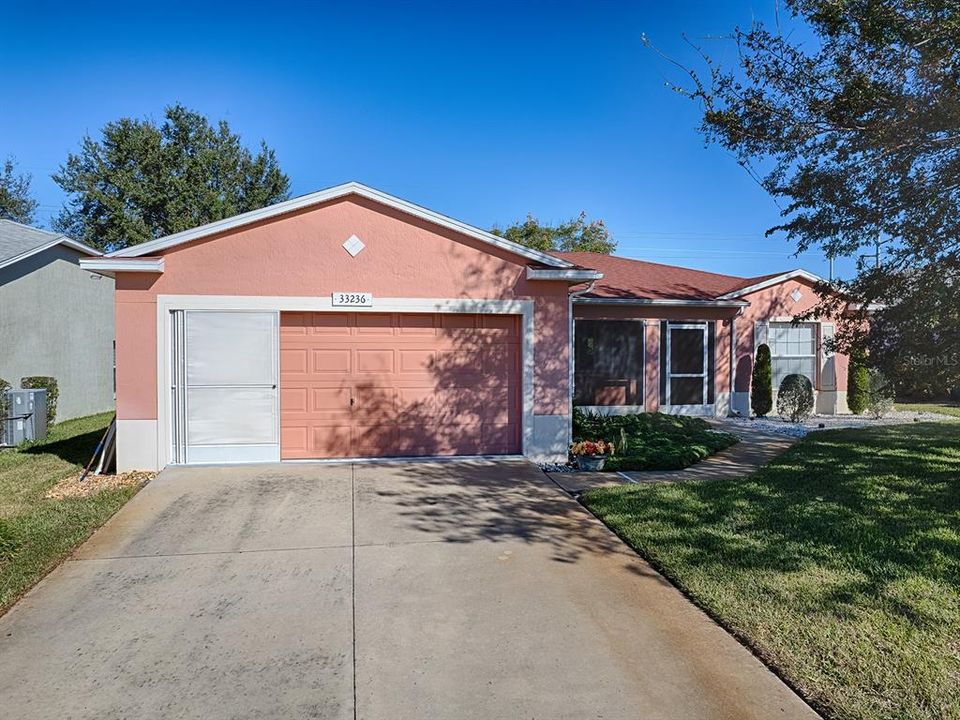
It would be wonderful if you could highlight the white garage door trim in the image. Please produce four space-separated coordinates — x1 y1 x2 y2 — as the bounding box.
156 295 535 468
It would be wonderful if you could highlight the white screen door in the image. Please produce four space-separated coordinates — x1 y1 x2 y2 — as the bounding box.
666 324 710 411
171 310 279 464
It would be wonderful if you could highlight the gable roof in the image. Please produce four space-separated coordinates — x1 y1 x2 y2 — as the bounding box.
714 269 826 299
107 182 574 268
0 219 101 271
553 252 786 302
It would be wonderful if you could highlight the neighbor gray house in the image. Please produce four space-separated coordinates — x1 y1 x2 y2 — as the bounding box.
0 219 115 421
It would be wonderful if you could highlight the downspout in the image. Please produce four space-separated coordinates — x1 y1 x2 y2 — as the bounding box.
568 280 597 447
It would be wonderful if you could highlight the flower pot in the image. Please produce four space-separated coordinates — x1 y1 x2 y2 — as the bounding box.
576 454 607 471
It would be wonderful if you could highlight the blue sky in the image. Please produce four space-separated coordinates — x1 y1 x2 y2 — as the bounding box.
1 1 851 279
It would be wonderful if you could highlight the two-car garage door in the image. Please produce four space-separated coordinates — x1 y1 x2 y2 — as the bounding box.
171 309 522 463
279 312 521 459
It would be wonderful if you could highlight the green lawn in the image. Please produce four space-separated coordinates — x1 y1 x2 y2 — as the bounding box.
582 423 960 720
573 410 739 471
0 413 141 614
896 401 960 418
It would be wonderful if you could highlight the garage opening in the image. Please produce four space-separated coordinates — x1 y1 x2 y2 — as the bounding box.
170 310 280 464
279 312 521 459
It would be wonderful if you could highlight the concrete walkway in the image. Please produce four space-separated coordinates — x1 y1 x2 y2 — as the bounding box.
0 460 817 719
550 419 798 494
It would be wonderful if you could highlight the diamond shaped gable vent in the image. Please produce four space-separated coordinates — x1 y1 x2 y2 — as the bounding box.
790 288 803 303
342 234 365 257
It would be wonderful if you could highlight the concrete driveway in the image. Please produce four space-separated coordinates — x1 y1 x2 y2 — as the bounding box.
0 460 817 719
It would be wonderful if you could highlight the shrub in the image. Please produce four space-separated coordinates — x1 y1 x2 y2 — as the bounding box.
0 377 9 445
847 355 870 415
866 369 895 418
950 387 960 403
20 376 58 425
777 373 814 422
572 410 739 471
751 343 773 417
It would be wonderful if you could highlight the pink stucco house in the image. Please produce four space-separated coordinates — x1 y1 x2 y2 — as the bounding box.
81 183 853 471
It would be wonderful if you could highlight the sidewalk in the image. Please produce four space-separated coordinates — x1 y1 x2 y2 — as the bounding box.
548 419 798 495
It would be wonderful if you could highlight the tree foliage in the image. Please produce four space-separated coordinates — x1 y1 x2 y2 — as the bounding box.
491 211 616 254
0 157 38 225
675 1 960 391
751 343 773 417
53 104 290 250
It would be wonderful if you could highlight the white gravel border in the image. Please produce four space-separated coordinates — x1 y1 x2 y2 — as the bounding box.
724 410 955 439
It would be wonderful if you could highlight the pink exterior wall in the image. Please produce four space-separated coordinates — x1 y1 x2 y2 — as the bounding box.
572 278 852 413
736 278 850 394
114 195 570 423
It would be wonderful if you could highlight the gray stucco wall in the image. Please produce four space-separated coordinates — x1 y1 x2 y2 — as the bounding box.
0 245 115 421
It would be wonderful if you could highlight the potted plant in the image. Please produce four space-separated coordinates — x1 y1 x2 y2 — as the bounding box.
570 440 614 471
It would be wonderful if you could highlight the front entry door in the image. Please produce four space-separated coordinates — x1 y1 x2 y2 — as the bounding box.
666 324 710 411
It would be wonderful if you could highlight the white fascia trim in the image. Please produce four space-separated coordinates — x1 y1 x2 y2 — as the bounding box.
79 257 165 276
110 181 574 269
574 297 748 308
526 267 603 282
154 295 536 470
0 236 102 271
716 269 826 300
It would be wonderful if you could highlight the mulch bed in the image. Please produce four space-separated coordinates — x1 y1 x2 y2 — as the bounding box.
45 470 156 500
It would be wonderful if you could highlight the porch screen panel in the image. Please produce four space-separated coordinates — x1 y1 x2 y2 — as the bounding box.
707 322 716 404
574 320 644 405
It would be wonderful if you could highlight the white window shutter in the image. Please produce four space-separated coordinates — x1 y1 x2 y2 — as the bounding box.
820 323 837 390
754 321 769 349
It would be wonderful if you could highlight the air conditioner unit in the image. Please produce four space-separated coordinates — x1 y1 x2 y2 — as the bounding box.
2 389 48 446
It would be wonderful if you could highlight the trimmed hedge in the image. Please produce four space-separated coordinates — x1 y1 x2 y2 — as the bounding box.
20 376 58 425
751 343 773 417
847 356 870 415
777 373 814 422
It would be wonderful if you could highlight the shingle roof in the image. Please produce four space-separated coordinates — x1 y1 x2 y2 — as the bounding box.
0 219 100 269
552 251 785 301
0 219 62 265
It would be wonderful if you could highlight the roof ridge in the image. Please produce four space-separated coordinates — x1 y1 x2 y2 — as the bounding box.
554 251 753 283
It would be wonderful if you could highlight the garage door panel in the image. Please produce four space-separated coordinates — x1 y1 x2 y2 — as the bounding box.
311 349 351 374
311 386 351 413
356 349 395 373
356 313 394 332
314 426 351 457
398 349 435 373
281 425 309 455
309 314 352 334
280 348 309 375
281 387 309 414
398 313 437 332
280 312 520 459
353 385 398 413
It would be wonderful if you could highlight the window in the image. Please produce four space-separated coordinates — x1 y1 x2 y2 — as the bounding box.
574 320 644 406
769 322 817 389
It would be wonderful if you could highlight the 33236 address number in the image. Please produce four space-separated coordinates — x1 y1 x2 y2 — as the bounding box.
331 292 373 307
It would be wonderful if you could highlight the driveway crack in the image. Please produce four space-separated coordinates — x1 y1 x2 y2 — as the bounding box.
351 462 358 720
